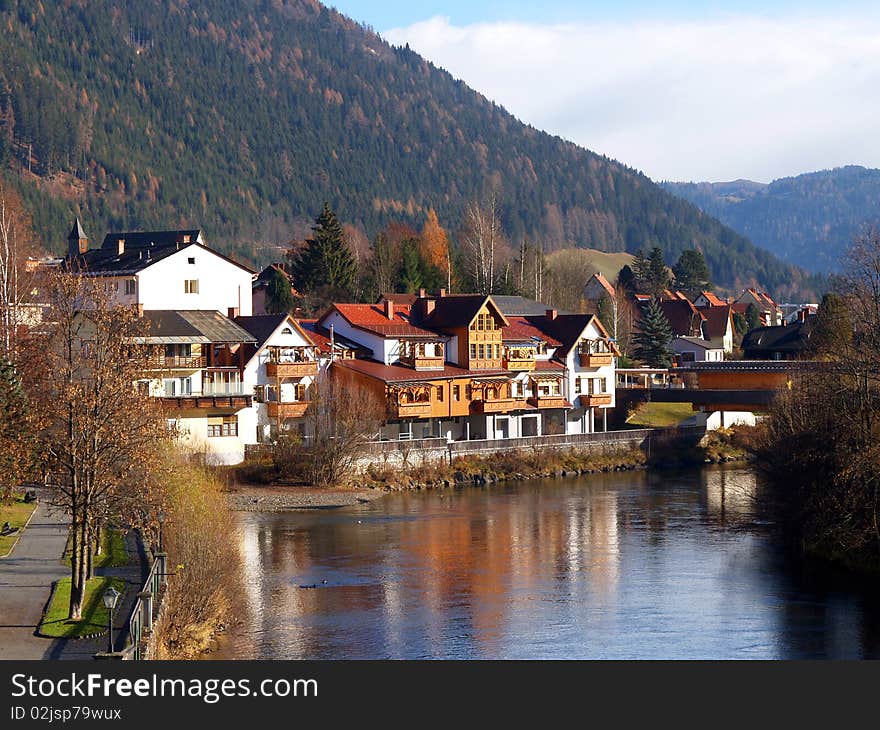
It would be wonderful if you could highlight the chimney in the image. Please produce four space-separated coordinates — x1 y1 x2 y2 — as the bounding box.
798 308 807 323
439 288 446 298
418 288 427 299
546 308 557 321
228 307 239 319
117 238 125 256
384 299 394 320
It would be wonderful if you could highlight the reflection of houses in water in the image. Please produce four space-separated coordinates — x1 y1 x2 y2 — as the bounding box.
702 468 758 521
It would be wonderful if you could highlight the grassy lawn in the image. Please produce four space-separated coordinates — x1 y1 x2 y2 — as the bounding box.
38 576 127 639
0 495 38 557
64 528 128 569
627 402 695 428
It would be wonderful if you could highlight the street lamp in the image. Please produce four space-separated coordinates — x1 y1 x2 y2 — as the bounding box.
157 510 166 553
102 586 121 653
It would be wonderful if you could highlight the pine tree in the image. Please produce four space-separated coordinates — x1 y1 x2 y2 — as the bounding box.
633 299 674 367
745 303 762 331
673 249 711 292
291 203 358 299
647 246 671 295
398 242 423 293
265 267 295 314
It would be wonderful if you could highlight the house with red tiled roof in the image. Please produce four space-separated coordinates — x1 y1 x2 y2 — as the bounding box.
693 290 726 308
583 272 617 302
735 288 783 326
327 291 619 441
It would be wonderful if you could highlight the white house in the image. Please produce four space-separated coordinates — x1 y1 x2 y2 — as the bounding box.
673 336 725 363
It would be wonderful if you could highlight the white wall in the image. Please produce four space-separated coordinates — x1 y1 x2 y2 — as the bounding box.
172 409 249 465
135 245 253 316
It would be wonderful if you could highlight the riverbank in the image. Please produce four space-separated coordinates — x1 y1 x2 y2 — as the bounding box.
226 484 385 512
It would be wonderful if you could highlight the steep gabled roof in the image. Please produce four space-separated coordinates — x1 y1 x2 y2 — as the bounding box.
491 295 562 317
658 299 706 338
100 229 203 250
421 294 509 330
697 290 726 307
297 319 365 355
585 272 616 300
537 313 614 359
64 239 255 276
235 313 314 349
377 292 419 306
68 217 87 241
700 305 733 340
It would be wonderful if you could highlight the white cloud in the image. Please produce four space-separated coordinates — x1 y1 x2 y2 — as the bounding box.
384 14 880 182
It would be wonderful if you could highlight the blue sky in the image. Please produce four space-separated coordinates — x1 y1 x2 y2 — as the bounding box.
331 1 878 29
328 2 880 182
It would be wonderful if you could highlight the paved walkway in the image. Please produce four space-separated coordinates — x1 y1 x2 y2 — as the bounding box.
0 499 70 660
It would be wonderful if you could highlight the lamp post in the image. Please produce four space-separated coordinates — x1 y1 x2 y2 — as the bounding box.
157 510 166 553
102 586 121 653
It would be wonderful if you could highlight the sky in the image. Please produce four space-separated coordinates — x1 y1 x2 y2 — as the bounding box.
329 1 880 183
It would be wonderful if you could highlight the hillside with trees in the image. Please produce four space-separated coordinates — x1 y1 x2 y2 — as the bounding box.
0 0 819 297
664 166 880 274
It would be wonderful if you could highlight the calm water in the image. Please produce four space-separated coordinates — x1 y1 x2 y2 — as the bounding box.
215 467 880 659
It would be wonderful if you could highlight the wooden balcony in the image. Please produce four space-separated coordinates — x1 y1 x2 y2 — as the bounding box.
579 352 613 368
389 401 433 419
527 395 568 409
472 398 515 414
503 356 536 371
399 354 445 371
266 361 318 378
146 356 207 370
267 401 309 419
579 393 613 407
159 394 252 410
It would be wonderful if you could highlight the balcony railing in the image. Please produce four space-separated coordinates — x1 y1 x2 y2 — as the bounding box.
267 401 310 419
472 398 515 414
527 395 568 409
503 356 536 371
158 392 252 409
578 352 613 368
266 361 318 378
146 355 207 370
389 401 433 419
579 393 613 407
399 353 445 371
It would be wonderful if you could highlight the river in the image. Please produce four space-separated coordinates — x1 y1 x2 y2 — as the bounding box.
213 467 880 659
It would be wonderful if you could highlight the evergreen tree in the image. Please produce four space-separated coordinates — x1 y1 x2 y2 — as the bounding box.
291 203 358 299
673 249 711 292
398 241 424 293
633 299 674 367
647 246 672 295
264 267 295 314
733 311 748 337
631 250 649 291
745 303 762 330
617 264 636 292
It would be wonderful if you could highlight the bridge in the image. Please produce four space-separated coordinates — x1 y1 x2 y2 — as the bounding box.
616 361 821 426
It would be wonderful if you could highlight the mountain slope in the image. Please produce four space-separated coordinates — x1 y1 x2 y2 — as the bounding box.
664 166 880 273
0 0 818 296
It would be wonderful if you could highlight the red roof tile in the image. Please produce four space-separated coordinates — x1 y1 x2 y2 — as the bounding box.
329 303 438 338
502 316 562 346
697 291 726 307
334 358 509 384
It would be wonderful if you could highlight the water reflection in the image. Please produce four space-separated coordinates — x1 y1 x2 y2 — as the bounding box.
216 467 880 659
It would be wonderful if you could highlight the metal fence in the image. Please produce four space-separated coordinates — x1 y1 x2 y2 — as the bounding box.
117 552 166 660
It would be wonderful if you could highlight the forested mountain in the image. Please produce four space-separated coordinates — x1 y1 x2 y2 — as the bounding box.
664 166 880 274
0 0 819 297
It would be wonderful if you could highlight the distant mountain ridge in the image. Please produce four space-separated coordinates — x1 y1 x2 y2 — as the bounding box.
0 0 819 297
663 166 880 273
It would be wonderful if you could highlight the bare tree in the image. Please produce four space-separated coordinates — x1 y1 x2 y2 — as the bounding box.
0 186 37 360
461 195 509 294
31 272 167 619
303 376 384 486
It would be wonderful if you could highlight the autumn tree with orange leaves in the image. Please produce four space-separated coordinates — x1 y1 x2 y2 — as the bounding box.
420 208 450 291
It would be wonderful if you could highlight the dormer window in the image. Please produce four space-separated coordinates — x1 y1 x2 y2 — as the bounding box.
182 234 191 244
281 327 293 335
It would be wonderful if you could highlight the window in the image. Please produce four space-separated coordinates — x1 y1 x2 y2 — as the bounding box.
187 257 196 264
453 385 460 401
575 377 582 393
208 415 238 437
493 344 500 359
281 327 293 335
125 279 136 295
437 385 444 402
478 344 485 359
295 384 307 401
184 279 199 294
470 344 477 360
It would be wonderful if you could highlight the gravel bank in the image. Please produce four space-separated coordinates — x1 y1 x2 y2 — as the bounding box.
225 485 386 512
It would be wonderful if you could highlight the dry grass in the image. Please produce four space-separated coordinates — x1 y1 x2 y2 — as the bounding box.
153 455 242 659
